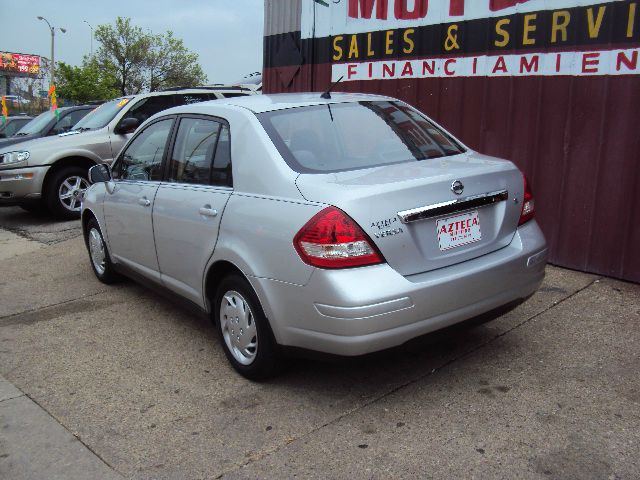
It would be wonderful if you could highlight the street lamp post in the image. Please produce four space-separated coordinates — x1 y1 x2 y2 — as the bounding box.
36 16 66 87
83 20 94 57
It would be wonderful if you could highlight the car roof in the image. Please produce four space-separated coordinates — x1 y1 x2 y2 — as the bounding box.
141 87 252 97
180 92 397 114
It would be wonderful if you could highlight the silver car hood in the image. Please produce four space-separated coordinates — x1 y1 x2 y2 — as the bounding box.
0 127 115 167
0 128 98 153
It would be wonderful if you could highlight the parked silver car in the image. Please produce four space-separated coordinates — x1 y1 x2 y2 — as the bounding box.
82 93 547 379
0 86 255 218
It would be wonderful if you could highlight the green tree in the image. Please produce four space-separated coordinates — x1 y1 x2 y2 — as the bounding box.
94 17 207 95
56 58 119 103
94 17 151 95
147 31 207 91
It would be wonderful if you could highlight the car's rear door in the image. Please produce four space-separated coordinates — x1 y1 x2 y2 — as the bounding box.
152 115 233 305
103 117 175 280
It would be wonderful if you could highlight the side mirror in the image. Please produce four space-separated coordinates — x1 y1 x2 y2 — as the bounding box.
114 117 139 135
88 164 112 184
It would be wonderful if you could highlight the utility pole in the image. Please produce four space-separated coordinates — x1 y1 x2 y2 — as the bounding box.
36 16 66 87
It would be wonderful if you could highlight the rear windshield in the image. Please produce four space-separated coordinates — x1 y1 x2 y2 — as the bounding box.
73 97 133 130
258 101 465 174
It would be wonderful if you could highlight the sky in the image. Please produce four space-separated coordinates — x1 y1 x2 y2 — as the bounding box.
0 0 264 85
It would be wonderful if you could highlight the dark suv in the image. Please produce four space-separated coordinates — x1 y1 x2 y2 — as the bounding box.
0 115 33 140
0 105 97 148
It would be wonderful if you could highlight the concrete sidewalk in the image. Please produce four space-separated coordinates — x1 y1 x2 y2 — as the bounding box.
0 376 122 479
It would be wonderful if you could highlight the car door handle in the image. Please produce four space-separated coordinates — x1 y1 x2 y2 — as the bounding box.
199 206 218 217
138 197 151 207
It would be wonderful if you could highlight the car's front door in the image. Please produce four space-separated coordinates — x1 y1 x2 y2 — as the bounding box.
152 116 233 305
103 117 174 279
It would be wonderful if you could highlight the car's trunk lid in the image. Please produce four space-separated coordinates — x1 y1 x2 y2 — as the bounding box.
295 152 524 276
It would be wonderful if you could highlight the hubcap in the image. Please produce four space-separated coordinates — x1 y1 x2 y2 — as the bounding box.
88 228 106 275
220 290 258 365
59 175 89 212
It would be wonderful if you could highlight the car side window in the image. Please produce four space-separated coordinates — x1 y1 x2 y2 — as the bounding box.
51 109 87 135
211 124 232 187
121 96 175 126
2 120 27 137
67 109 92 129
175 93 213 105
115 119 173 181
167 118 221 185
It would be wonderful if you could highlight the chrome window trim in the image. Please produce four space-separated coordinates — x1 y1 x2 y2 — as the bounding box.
157 181 233 193
397 189 509 224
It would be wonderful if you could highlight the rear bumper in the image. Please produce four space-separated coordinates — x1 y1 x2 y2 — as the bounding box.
251 220 547 356
0 166 48 204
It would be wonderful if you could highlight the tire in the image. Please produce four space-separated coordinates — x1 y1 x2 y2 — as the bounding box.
214 274 281 380
19 202 48 215
44 166 91 219
84 217 121 284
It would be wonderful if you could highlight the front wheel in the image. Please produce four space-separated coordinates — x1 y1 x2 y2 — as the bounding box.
45 166 90 219
214 274 281 380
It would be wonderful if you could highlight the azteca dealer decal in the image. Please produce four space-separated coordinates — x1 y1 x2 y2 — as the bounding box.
437 211 482 251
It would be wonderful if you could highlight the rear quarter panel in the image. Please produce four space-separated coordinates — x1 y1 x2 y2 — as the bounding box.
212 193 321 286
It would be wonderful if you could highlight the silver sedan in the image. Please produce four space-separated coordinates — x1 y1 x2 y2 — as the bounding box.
82 93 547 379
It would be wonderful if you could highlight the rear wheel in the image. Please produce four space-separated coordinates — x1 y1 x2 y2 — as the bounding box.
84 217 121 284
214 274 281 380
45 166 90 219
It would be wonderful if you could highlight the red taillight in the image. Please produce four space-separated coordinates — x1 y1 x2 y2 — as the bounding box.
293 207 384 269
519 175 535 226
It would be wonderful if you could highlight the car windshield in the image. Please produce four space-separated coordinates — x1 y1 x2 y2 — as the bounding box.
72 97 133 130
259 101 465 174
15 110 58 135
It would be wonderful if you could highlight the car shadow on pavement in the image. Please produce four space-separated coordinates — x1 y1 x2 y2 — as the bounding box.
0 206 81 243
126 276 515 390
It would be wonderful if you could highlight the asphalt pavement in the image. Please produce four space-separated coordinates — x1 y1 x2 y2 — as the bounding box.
0 206 638 479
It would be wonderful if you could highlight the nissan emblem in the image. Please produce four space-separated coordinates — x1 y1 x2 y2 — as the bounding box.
451 180 464 195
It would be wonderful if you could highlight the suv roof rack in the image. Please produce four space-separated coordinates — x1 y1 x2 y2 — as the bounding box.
158 85 253 92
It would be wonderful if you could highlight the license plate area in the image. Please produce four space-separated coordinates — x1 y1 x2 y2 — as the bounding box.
436 210 482 251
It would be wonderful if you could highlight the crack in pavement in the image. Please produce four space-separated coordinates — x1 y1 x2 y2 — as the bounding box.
1 224 82 245
214 277 602 479
0 392 24 403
